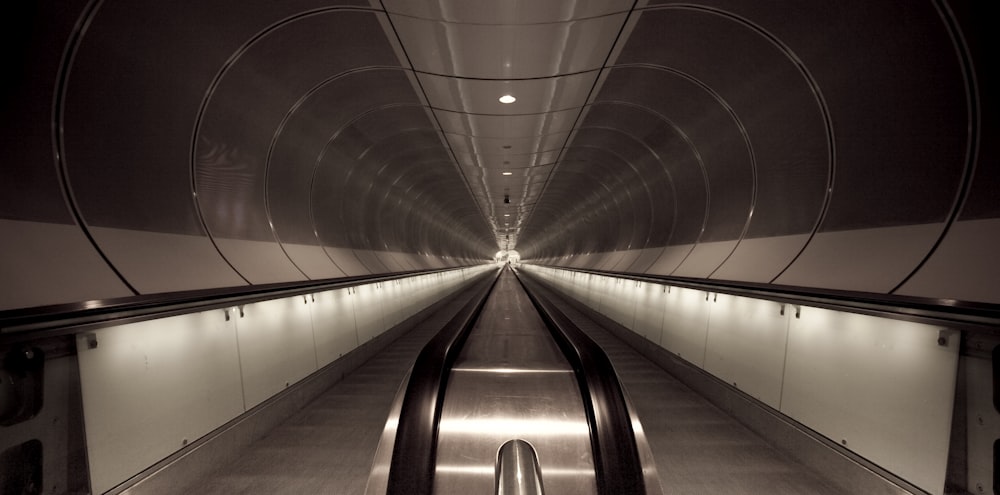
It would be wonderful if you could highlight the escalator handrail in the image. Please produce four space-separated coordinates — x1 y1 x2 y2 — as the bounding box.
516 270 647 495
385 267 502 494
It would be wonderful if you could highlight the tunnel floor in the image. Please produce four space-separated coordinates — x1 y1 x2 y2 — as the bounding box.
174 273 848 495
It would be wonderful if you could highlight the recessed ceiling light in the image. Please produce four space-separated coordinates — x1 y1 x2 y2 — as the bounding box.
502 171 513 176
499 95 516 104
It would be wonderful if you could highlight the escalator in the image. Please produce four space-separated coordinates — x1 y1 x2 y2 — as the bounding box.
365 266 661 495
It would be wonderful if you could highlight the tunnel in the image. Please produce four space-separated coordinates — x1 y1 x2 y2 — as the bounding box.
1 1 996 494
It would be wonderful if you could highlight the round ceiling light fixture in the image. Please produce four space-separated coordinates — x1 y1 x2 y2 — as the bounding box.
498 94 516 104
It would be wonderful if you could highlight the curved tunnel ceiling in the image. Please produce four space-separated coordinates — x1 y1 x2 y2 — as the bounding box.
1 0 996 310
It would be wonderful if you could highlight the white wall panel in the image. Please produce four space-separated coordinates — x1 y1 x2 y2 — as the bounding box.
380 279 406 328
671 240 739 278
236 296 318 408
896 218 1000 304
595 250 625 271
590 275 612 315
588 273 604 309
632 282 667 342
389 251 417 271
282 243 346 279
529 265 964 494
89 226 247 294
604 277 637 328
709 234 810 283
353 282 387 343
644 244 691 276
374 251 406 273
76 310 244 494
659 286 712 368
774 223 942 293
310 288 358 367
781 307 959 494
609 248 643 272
0 219 133 310
73 266 482 494
703 294 788 407
569 253 595 269
213 238 307 284
323 246 371 276
624 247 665 273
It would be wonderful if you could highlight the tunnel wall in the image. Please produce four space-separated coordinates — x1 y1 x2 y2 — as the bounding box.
0 2 494 312
71 265 493 494
523 264 960 495
518 2 998 306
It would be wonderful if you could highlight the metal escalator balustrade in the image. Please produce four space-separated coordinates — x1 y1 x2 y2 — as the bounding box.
367 266 660 495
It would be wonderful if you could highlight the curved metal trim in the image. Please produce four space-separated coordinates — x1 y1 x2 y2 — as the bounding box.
377 11 499 250
264 66 410 279
51 0 140 295
633 4 836 283
559 140 667 252
188 6 385 285
565 123 680 249
587 99 710 244
889 0 981 294
602 62 757 277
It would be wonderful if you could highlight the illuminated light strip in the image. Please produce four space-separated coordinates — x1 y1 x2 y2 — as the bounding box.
435 465 595 476
437 419 590 436
451 367 571 374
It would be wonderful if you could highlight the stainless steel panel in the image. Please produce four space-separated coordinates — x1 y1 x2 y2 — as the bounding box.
496 439 545 495
417 71 597 115
445 132 569 159
390 13 626 79
435 109 579 137
434 270 597 495
383 0 631 24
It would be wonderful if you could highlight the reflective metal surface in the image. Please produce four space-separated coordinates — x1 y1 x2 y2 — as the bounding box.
495 439 545 495
433 270 597 495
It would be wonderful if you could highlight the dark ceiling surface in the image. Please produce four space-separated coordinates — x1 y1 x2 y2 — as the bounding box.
1 0 996 310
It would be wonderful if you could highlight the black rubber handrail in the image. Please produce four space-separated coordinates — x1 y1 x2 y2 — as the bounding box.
386 267 501 495
515 270 646 495
531 264 1000 329
1 265 484 343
